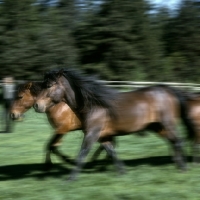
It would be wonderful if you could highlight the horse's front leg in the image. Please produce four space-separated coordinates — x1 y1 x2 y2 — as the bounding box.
45 133 64 169
67 128 100 181
163 122 187 171
192 126 200 164
192 143 200 163
90 145 104 162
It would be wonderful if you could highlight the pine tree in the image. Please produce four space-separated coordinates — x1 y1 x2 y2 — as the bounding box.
163 0 200 82
0 0 80 80
0 0 41 79
74 0 163 81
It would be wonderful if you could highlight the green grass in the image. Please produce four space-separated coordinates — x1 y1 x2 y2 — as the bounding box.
0 108 200 200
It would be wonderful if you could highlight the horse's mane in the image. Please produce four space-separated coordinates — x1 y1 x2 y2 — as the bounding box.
17 81 43 97
44 68 119 116
31 82 43 96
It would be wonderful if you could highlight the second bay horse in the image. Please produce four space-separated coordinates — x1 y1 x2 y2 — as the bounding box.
34 68 196 181
10 82 82 168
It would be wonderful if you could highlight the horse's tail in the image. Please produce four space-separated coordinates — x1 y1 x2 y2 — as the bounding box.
159 85 196 140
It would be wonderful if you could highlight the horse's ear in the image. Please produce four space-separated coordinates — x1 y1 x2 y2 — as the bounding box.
57 69 64 78
25 82 32 90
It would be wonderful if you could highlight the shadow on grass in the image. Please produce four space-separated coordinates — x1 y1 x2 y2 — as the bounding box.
0 131 8 134
0 155 193 181
0 163 73 181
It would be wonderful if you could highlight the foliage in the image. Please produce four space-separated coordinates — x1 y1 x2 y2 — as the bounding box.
163 0 200 82
74 0 163 80
0 0 199 82
0 0 79 80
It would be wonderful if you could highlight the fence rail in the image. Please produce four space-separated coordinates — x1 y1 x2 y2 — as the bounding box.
99 81 200 91
1 80 200 91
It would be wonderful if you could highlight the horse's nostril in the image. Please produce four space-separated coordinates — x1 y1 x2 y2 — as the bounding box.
10 113 17 119
11 113 15 119
34 103 38 110
34 103 45 113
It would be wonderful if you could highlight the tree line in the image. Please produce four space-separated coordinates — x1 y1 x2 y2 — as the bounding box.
0 0 199 82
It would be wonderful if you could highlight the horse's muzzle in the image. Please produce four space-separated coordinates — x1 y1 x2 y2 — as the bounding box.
33 103 46 113
10 112 20 120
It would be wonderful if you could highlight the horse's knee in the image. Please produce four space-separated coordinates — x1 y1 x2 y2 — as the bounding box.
46 141 59 154
48 145 57 153
170 138 183 149
47 134 63 150
84 129 101 145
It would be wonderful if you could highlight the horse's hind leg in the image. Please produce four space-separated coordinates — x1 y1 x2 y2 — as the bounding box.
101 138 125 174
90 138 117 161
90 145 104 161
162 123 187 171
192 143 200 163
192 129 200 163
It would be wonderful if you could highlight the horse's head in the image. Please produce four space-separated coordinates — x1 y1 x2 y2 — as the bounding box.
34 69 68 113
10 82 35 120
34 68 118 116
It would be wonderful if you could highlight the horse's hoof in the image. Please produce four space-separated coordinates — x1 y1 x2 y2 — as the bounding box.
118 168 126 175
179 166 187 172
66 175 77 182
192 158 200 164
192 161 200 166
180 169 187 173
117 163 126 175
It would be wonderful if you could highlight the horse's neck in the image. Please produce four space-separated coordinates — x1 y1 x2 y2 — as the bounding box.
61 77 80 112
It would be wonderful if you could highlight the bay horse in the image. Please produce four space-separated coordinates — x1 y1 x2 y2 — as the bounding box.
10 82 82 168
34 69 194 180
11 81 120 168
184 92 200 162
34 68 195 181
11 81 200 168
93 91 200 163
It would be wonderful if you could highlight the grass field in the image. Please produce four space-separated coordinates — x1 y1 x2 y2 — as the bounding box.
1 107 200 200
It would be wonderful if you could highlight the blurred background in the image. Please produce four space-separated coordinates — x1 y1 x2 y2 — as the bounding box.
0 0 199 82
1 1 200 199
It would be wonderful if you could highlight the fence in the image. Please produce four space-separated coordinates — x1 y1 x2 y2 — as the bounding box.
99 81 200 91
1 80 200 91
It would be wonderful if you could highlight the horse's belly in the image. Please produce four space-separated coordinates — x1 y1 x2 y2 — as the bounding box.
189 106 200 127
100 119 147 137
99 103 158 138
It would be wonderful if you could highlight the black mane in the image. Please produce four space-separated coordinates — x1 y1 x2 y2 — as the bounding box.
44 68 119 116
17 81 43 96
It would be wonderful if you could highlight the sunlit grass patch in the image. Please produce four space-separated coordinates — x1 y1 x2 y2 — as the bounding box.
0 108 199 200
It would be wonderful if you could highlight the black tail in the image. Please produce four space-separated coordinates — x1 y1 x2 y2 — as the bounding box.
158 84 196 140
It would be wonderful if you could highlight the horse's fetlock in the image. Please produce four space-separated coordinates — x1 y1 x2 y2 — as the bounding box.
49 145 57 152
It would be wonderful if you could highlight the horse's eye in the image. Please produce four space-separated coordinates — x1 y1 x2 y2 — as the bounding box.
47 81 56 88
16 96 23 100
45 81 52 88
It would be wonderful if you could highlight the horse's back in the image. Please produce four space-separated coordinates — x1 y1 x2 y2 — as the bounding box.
117 86 179 118
100 86 180 137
